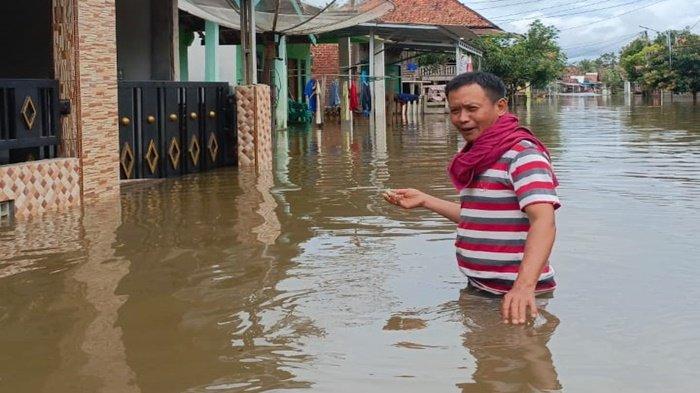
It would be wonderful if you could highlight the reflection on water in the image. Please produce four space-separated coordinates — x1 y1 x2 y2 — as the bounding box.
0 97 698 392
449 289 561 392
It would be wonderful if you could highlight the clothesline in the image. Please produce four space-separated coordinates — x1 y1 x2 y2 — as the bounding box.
307 73 417 81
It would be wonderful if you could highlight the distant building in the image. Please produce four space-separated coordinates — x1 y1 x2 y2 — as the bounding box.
558 71 604 94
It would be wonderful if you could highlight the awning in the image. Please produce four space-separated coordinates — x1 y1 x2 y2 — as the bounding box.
316 22 482 55
179 0 395 36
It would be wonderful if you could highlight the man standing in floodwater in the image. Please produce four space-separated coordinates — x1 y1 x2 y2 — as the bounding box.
384 72 560 325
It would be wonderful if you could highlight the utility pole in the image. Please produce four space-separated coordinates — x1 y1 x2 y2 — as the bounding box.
639 25 672 67
241 0 257 85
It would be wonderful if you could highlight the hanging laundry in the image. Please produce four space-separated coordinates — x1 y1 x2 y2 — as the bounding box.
304 78 318 113
349 80 359 112
360 71 371 116
395 93 420 104
328 79 341 107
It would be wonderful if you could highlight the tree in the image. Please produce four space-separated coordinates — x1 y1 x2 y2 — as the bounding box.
478 20 566 102
670 30 700 100
620 36 650 83
619 29 699 98
577 59 596 73
601 67 624 93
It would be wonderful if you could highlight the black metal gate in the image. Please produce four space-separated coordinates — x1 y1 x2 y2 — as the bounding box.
117 81 237 180
0 79 59 165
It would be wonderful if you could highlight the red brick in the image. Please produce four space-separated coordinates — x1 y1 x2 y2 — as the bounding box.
311 44 340 76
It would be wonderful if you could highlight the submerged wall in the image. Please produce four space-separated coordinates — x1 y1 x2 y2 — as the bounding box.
0 158 81 218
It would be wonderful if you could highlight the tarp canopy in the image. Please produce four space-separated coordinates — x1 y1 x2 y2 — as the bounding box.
179 0 395 36
317 22 482 55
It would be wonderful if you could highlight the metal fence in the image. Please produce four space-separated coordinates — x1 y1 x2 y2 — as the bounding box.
117 81 237 180
0 79 60 165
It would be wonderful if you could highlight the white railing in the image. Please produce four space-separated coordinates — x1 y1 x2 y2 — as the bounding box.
404 64 457 79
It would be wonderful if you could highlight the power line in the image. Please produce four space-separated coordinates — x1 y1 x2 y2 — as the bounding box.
495 0 653 23
464 0 543 5
562 31 642 50
470 0 572 12
490 0 609 20
560 0 672 31
567 38 639 58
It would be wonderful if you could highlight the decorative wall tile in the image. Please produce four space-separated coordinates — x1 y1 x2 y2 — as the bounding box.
235 84 272 173
0 158 81 218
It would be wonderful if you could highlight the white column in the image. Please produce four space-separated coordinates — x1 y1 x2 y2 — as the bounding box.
339 37 352 131
274 36 288 129
372 34 386 132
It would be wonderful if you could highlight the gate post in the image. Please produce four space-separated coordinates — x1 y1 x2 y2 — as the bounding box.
235 84 272 173
55 0 120 201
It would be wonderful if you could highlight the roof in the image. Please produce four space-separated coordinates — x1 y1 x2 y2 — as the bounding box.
178 0 394 35
378 0 502 32
316 22 483 55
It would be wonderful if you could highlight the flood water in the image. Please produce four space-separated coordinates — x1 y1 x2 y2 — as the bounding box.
1 96 699 392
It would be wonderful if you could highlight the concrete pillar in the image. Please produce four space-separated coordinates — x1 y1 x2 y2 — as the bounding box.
205 21 219 81
372 35 386 131
74 0 120 201
274 37 288 130
338 37 352 131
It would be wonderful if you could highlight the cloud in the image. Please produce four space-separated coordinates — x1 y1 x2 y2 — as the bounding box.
465 0 700 62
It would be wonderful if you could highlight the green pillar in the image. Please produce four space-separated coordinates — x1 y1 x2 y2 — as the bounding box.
179 30 195 82
275 36 288 130
205 21 219 81
235 45 244 85
179 44 189 81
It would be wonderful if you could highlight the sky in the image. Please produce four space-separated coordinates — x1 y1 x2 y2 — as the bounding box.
462 0 700 63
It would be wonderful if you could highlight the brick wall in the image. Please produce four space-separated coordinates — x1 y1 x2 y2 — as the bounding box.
311 44 339 76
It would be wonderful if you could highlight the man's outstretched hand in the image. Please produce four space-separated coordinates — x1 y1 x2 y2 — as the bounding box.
382 188 428 209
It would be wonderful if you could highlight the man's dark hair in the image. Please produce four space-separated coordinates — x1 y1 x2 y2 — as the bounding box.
445 72 507 103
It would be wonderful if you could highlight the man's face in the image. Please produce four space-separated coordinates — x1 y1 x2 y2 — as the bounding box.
448 84 507 143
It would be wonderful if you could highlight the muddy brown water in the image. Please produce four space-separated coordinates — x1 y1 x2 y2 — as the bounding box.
1 96 699 392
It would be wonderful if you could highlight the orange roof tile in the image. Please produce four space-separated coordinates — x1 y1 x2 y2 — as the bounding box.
378 0 500 30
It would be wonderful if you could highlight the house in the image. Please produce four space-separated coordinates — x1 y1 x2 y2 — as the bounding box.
557 72 604 94
4 0 384 218
310 1 502 115
311 0 502 77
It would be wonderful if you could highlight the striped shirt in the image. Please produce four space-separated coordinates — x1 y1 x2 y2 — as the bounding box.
456 140 560 295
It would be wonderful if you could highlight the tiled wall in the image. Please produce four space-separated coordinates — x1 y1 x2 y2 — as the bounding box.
52 0 79 157
235 84 272 173
75 0 120 202
0 158 81 218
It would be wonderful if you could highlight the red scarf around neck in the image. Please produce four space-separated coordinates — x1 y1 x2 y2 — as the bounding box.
447 113 558 190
